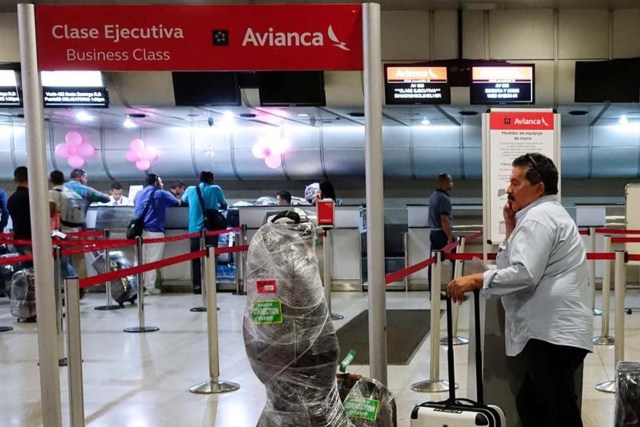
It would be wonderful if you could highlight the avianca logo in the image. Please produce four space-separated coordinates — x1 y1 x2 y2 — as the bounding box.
242 25 350 51
513 117 551 127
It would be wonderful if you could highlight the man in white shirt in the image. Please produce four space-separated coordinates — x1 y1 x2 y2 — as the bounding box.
447 153 593 427
102 182 133 206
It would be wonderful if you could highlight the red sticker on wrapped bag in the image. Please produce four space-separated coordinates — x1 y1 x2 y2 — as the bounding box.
257 279 277 294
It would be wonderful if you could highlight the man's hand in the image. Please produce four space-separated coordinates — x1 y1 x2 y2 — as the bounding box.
503 201 516 230
446 273 483 303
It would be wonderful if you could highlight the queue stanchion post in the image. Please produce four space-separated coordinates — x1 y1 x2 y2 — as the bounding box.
124 236 159 333
590 227 602 316
95 229 122 311
233 225 246 296
189 245 239 394
411 250 454 392
593 235 614 345
403 232 409 292
64 277 85 426
53 245 67 367
440 237 469 346
191 229 207 312
322 227 343 321
596 249 626 393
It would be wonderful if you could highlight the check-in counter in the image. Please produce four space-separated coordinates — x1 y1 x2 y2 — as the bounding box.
238 205 363 291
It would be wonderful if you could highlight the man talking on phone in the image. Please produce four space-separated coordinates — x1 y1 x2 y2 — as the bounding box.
446 153 593 427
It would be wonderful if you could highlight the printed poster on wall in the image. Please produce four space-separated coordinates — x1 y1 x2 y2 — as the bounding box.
484 109 560 244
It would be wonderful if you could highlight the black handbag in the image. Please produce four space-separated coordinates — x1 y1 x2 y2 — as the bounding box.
196 185 227 231
126 189 156 239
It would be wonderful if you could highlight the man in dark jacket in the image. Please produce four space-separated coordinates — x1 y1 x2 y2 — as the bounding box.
7 166 31 258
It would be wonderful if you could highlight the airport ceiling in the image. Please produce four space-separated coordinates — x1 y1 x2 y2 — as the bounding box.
0 0 638 129
0 0 639 13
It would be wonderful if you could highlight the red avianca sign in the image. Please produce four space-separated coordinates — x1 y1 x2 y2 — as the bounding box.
35 4 364 71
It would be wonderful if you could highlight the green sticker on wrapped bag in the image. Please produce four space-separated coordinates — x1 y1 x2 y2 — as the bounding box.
344 397 379 421
251 301 283 324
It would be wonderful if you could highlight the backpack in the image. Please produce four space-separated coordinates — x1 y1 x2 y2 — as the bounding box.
57 186 85 227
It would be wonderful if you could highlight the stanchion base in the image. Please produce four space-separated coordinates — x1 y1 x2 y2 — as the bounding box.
592 335 615 345
190 307 206 312
123 326 160 333
59 357 68 367
593 308 603 316
95 305 124 311
595 380 616 393
410 380 456 393
440 336 470 346
189 380 240 394
331 313 344 320
0 326 12 333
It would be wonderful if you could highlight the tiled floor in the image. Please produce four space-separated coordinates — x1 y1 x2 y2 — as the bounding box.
0 289 634 426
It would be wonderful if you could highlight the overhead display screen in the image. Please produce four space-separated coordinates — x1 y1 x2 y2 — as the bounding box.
470 65 534 105
0 70 22 107
384 65 450 105
41 70 109 108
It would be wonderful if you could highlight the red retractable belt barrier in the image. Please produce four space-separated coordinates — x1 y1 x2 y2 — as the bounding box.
464 231 483 242
0 254 33 265
0 239 33 246
385 256 436 285
586 252 616 261
64 230 103 238
205 227 243 237
628 254 640 262
611 237 640 244
578 229 589 235
79 249 206 289
142 232 199 244
216 245 249 255
595 228 640 235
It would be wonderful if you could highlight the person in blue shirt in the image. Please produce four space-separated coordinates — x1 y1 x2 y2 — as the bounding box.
181 170 227 294
134 173 179 295
447 153 592 427
0 186 8 233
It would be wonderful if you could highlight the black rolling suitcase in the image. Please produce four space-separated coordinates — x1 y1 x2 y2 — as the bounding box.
90 250 137 307
0 253 21 297
10 268 37 322
411 290 506 427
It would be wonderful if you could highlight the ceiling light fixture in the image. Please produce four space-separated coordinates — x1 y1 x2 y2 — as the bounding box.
123 117 137 128
421 118 431 126
75 111 94 122
619 115 629 125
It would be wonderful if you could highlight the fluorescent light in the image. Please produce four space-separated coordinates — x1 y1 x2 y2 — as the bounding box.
297 113 309 118
123 117 137 128
41 71 103 87
76 111 95 122
0 70 17 86
619 115 628 125
421 118 431 126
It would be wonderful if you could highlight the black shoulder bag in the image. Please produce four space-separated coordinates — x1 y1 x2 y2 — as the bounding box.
196 185 227 231
126 189 157 239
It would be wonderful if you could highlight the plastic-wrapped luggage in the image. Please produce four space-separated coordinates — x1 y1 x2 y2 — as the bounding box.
90 250 137 307
10 268 36 322
337 373 397 427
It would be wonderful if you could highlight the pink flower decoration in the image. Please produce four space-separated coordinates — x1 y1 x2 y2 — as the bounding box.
125 139 157 171
56 132 95 168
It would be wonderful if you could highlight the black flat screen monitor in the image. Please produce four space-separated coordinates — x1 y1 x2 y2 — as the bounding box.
258 71 326 107
470 64 535 105
172 72 241 106
574 59 640 103
384 64 451 105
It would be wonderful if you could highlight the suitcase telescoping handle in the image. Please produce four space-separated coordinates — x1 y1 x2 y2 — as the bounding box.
445 289 484 404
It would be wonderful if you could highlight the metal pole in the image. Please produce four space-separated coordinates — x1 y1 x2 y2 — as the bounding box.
403 232 409 292
440 237 469 346
411 251 452 392
124 236 159 333
64 277 85 426
95 229 121 311
189 246 239 394
191 229 207 312
17 5 62 426
363 1 387 387
593 235 614 345
596 249 626 393
323 228 343 320
53 246 67 366
590 227 602 316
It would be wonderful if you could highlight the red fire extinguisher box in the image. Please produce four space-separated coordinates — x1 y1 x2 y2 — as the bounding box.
316 200 335 227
